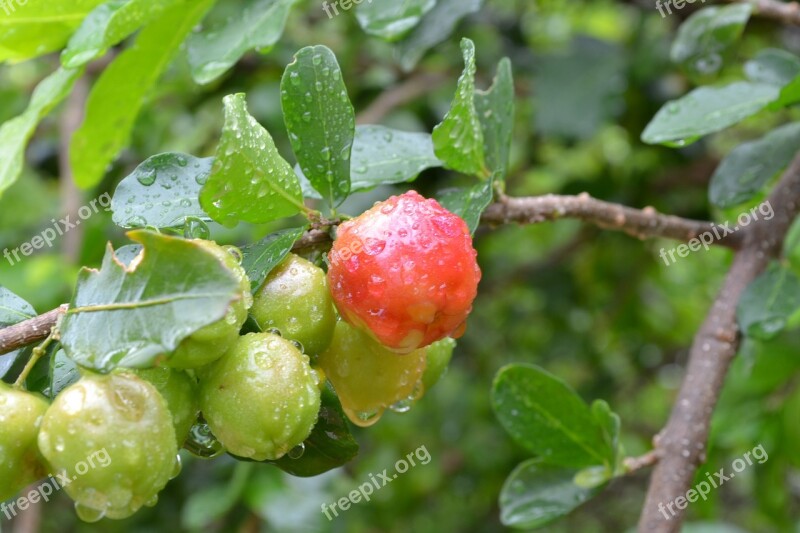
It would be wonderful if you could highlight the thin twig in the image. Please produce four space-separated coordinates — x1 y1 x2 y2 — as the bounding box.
356 71 449 125
623 450 661 474
0 306 67 357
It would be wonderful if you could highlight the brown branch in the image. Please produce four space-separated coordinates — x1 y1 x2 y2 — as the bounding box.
0 195 732 355
638 152 800 532
481 193 744 249
0 306 67 356
624 450 661 474
739 0 800 25
356 71 449 125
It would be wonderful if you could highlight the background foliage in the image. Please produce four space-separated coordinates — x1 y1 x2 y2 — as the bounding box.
2 0 800 531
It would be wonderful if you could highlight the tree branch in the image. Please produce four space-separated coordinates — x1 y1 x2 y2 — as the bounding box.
0 194 734 355
356 71 449 125
0 306 68 357
638 152 800 532
481 193 744 249
740 0 800 25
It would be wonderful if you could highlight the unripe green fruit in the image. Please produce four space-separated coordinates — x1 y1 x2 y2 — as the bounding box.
421 338 456 392
168 240 252 369
132 367 198 446
251 254 336 355
0 383 49 501
37 373 178 521
199 332 321 460
318 321 427 427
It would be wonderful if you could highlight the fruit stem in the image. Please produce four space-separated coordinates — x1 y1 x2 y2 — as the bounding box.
13 324 60 390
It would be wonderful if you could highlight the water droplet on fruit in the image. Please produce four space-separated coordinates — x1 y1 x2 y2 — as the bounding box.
388 398 413 413
267 327 282 336
145 495 159 507
75 503 105 523
184 422 225 459
170 454 182 479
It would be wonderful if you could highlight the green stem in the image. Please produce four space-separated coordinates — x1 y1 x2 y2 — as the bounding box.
13 326 59 390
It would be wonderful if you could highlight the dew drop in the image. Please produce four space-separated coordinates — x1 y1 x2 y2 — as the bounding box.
74 503 105 523
287 442 306 459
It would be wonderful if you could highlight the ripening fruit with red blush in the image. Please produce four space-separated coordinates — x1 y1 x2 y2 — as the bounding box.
327 191 481 353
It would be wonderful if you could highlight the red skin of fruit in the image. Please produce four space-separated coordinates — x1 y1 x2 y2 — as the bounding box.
327 190 481 353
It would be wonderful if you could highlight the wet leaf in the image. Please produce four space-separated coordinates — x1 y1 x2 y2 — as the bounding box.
355 0 435 41
709 122 800 208
60 230 241 372
670 4 751 81
641 82 779 146
492 363 614 468
70 0 214 188
187 0 299 84
738 262 800 341
200 93 305 227
241 227 307 292
281 45 355 207
111 152 213 228
475 58 514 179
0 286 36 379
499 459 604 529
0 67 83 199
437 176 495 235
432 38 488 178
61 0 180 68
744 48 800 86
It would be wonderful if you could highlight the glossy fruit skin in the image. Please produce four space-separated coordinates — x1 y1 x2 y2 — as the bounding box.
327 190 481 353
251 253 336 355
199 332 321 461
37 373 178 520
0 383 49 501
318 321 427 427
132 367 198 446
422 337 456 392
168 240 252 369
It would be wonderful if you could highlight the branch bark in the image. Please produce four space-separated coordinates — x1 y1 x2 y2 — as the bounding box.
742 0 800 25
0 193 737 356
482 193 744 249
638 152 800 532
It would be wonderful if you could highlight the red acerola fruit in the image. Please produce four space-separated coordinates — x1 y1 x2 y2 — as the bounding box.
327 190 481 353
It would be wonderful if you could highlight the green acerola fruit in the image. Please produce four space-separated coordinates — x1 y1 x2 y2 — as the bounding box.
250 253 336 355
0 383 49 502
37 373 178 521
168 240 252 369
199 332 321 461
132 367 198 447
421 337 456 392
318 321 427 428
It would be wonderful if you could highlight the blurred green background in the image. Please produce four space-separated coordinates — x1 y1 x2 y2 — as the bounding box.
2 0 800 531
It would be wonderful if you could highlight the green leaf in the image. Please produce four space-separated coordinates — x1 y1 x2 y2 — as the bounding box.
48 349 80 399
200 93 305 227
70 0 215 189
0 0 106 63
591 400 621 472
111 153 213 228
351 125 442 191
474 57 514 179
355 0 435 41
60 230 241 372
397 0 483 72
670 4 751 81
737 262 800 341
241 227 307 292
281 45 355 206
263 382 359 476
437 177 495 235
432 38 487 178
499 458 603 529
491 363 612 469
641 82 779 146
0 286 36 379
0 67 83 199
61 0 180 68
709 122 800 208
187 0 298 85
744 48 800 86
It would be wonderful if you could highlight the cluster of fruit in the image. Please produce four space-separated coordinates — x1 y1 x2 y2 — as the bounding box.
0 191 480 521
